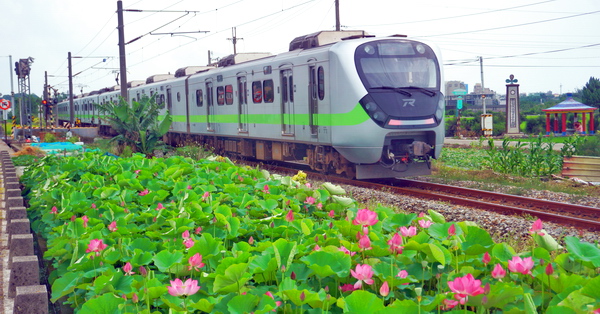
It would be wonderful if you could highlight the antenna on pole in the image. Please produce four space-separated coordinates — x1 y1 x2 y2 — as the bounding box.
335 0 341 31
227 27 243 55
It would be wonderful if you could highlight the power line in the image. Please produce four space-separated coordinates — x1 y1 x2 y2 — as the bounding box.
420 10 600 37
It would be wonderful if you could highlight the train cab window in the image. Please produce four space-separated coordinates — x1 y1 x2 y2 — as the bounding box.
176 92 181 102
318 66 325 100
196 89 203 107
225 85 233 105
217 86 225 105
263 79 274 103
252 81 262 104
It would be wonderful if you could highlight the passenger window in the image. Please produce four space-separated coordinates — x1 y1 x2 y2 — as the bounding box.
225 85 233 105
217 86 225 105
252 81 262 104
318 66 325 100
289 76 294 102
282 76 288 103
196 89 203 107
263 79 274 103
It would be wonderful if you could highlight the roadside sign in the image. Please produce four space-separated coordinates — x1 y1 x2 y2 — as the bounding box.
0 99 10 110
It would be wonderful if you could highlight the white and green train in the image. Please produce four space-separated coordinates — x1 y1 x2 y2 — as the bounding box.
58 31 444 179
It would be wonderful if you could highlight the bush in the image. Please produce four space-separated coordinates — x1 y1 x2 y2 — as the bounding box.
575 133 600 156
43 132 58 143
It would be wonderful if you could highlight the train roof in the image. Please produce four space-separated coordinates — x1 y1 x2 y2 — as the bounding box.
217 53 273 67
175 66 215 77
128 80 145 88
288 30 372 51
146 74 174 84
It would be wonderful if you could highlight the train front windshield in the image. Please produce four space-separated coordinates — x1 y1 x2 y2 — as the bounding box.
355 41 439 90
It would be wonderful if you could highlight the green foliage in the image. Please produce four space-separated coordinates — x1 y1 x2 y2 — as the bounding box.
21 152 600 313
483 135 574 177
574 133 600 156
95 95 172 156
43 132 58 143
581 76 600 108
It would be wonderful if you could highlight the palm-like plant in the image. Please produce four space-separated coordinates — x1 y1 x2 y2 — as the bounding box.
96 95 172 155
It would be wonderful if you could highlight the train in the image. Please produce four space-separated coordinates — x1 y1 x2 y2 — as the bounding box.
57 30 444 179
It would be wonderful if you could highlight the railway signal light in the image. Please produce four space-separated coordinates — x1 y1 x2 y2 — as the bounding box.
42 99 48 106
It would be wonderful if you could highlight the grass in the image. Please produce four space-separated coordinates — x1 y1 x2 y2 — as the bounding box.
430 147 600 197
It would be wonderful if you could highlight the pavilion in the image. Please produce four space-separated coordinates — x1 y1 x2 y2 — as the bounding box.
542 94 596 136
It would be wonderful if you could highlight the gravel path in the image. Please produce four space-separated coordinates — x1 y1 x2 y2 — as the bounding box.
320 178 600 247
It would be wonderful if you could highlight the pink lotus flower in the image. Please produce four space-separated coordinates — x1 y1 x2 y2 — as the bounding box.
134 170 141 174
358 234 372 251
156 203 165 211
508 256 534 275
317 203 323 210
305 182 312 188
188 253 205 271
387 233 404 254
397 270 408 278
82 216 89 228
328 210 335 218
202 191 210 200
187 185 192 190
167 278 200 297
529 219 545 236
545 263 554 275
350 264 374 289
132 293 139 303
183 238 195 249
380 281 390 297
265 291 282 307
313 244 321 251
108 221 118 232
339 246 356 256
419 219 433 228
339 284 357 292
352 208 378 227
139 266 147 276
448 224 456 236
400 226 417 237
248 236 255 245
442 298 459 310
447 273 485 304
482 252 491 265
263 185 270 194
91 203 97 210
123 262 135 275
86 239 108 255
51 206 58 214
182 230 191 240
285 210 294 223
491 264 506 279
305 196 316 205
139 189 149 196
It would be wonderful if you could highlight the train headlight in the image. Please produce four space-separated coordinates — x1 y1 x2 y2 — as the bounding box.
373 111 388 122
435 107 444 122
416 44 426 54
365 102 377 112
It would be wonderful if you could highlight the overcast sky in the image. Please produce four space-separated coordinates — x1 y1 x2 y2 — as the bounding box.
1 0 599 99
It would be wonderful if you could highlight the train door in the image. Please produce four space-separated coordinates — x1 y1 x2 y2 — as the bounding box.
166 87 173 129
309 65 318 137
280 68 294 135
206 81 215 131
237 75 248 132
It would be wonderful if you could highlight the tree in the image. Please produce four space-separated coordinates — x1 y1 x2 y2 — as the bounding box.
96 95 172 155
581 77 600 108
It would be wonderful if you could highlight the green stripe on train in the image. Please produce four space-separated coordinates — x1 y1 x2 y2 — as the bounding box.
177 103 369 126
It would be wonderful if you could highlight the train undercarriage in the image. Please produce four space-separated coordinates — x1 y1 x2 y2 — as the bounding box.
164 132 357 179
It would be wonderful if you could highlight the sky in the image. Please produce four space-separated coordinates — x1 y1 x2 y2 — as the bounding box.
1 0 599 100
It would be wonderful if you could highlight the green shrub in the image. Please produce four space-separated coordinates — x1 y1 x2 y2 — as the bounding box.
43 133 58 143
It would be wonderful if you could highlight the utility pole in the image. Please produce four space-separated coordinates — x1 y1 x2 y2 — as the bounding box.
227 27 242 55
117 0 129 101
479 56 486 114
43 71 48 130
335 0 340 31
68 52 75 125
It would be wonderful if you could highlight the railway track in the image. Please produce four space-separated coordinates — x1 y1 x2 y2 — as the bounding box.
252 161 600 231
